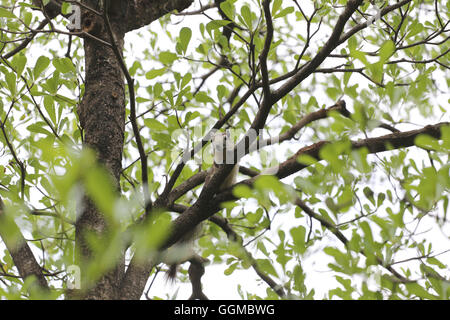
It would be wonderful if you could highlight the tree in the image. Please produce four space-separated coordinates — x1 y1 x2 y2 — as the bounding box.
0 0 448 300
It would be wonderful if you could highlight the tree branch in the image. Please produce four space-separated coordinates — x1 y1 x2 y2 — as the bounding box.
156 86 256 205
126 0 195 32
103 0 152 213
165 165 258 207
260 100 350 148
0 197 49 292
120 121 449 298
208 121 449 211
187 255 209 300
272 0 364 103
338 0 413 46
274 122 449 180
209 215 286 298
292 196 413 283
2 20 49 60
175 2 216 16
259 0 274 100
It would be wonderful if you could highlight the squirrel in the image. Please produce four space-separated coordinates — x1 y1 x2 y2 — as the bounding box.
207 130 239 191
164 226 200 281
165 131 239 281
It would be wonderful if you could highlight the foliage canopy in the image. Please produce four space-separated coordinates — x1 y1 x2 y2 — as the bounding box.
0 0 449 299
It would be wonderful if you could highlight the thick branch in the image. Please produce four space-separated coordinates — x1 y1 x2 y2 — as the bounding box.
167 122 450 240
275 122 449 180
0 198 49 291
75 0 127 299
103 1 151 213
121 158 239 299
166 165 258 207
167 101 349 205
126 0 195 32
188 255 209 300
237 0 363 156
176 122 450 243
209 121 449 210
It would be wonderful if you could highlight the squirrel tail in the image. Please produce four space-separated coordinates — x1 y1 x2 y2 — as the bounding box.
165 264 178 282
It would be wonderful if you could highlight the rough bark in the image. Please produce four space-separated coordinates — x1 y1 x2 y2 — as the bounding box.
276 122 450 180
0 198 49 293
125 0 194 32
74 0 196 300
75 0 127 300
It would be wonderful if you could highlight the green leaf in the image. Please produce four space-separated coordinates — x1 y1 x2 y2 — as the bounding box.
5 72 16 97
360 221 374 245
33 56 51 78
367 61 383 83
324 247 347 267
415 134 442 151
220 1 234 20
379 40 395 62
254 175 280 190
224 262 238 275
159 51 178 65
61 2 72 15
256 259 277 277
27 122 53 136
84 166 116 217
427 257 446 269
290 226 306 254
297 154 318 165
240 5 252 28
363 187 375 206
52 57 76 74
326 87 341 101
181 72 192 89
11 55 27 77
350 50 369 67
232 185 253 198
272 0 282 15
206 20 230 37
44 95 56 125
145 68 166 80
274 6 294 19
406 21 424 38
178 27 192 54
247 208 263 224
377 192 385 207
441 125 450 149
153 82 163 98
0 8 16 18
348 36 357 52
195 91 215 103
144 118 167 131
405 282 438 300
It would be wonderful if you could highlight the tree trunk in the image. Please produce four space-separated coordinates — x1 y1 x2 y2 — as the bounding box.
75 1 127 299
